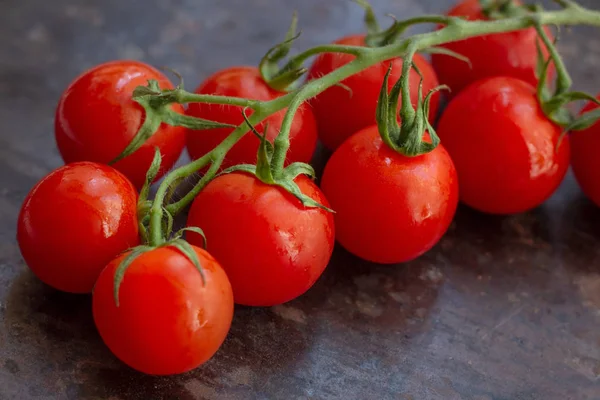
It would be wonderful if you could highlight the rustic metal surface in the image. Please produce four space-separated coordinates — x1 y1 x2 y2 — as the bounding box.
1 0 600 399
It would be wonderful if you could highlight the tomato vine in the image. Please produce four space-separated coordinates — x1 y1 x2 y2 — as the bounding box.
112 0 600 283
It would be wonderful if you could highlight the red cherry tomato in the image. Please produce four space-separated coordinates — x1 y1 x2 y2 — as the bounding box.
17 162 139 293
186 66 317 169
320 126 458 264
431 0 553 97
306 34 440 150
437 76 570 214
570 95 600 207
93 245 233 375
55 60 186 189
186 172 334 306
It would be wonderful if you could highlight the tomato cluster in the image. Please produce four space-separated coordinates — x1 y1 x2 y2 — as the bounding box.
15 0 600 377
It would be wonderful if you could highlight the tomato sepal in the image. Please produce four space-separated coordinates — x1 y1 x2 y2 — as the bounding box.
174 227 208 249
259 12 307 92
111 80 237 165
111 240 207 307
112 245 154 306
376 62 448 157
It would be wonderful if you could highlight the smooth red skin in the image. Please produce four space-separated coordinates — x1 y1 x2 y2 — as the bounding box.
306 34 440 151
570 96 600 207
437 76 570 215
186 66 318 169
431 0 553 97
186 173 335 306
93 245 233 375
320 126 458 264
17 162 139 293
55 60 187 190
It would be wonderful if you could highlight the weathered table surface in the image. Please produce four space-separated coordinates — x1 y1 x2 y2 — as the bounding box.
1 0 600 399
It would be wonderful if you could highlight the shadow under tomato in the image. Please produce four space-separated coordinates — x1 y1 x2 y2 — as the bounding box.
281 242 443 337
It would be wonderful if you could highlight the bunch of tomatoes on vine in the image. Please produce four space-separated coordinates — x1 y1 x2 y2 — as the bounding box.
15 0 600 376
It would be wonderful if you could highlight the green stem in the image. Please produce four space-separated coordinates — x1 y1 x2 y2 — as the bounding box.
144 3 600 241
161 111 267 217
534 24 572 95
279 43 367 70
174 91 263 109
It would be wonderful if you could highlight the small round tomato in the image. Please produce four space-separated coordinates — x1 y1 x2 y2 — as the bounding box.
186 66 317 169
17 162 139 293
55 60 186 189
431 0 553 97
186 172 334 306
437 76 570 214
570 95 600 207
93 245 233 375
320 126 458 264
306 34 440 150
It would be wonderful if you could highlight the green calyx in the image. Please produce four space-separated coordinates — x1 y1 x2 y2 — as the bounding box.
259 12 307 92
356 0 471 67
218 111 333 212
112 229 207 307
376 50 447 157
531 20 600 135
110 79 236 165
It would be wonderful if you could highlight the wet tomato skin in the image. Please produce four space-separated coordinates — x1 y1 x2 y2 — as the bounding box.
17 162 139 293
55 60 186 189
186 172 335 306
570 95 600 207
186 66 318 169
306 34 440 151
436 76 570 214
431 0 553 97
320 126 458 264
92 245 234 375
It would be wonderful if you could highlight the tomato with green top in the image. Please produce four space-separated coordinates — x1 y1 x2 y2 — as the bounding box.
92 245 234 375
306 34 440 151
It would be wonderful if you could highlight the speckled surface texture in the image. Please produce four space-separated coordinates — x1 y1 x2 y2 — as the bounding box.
1 0 600 399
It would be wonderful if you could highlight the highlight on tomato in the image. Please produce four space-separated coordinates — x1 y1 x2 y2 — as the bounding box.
55 60 187 189
306 34 439 150
436 76 570 215
185 172 335 307
431 0 553 97
17 162 139 293
92 244 234 375
185 66 318 170
321 125 458 264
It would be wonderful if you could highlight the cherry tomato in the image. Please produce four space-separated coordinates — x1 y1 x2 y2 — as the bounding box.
320 126 458 264
93 245 233 375
437 76 570 214
306 34 440 150
570 95 600 207
431 0 553 97
186 66 317 169
55 60 186 189
186 172 334 306
17 162 139 293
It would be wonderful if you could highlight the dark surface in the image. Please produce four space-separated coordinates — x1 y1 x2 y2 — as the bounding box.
1 0 600 399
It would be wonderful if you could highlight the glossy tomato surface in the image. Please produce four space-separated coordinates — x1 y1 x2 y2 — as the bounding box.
55 60 186 189
320 126 458 264
570 95 600 207
306 34 440 150
186 66 317 169
431 0 552 97
17 162 139 293
93 245 233 375
437 76 570 214
186 172 334 306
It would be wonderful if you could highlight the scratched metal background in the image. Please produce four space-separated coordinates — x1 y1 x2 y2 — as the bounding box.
1 0 599 399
